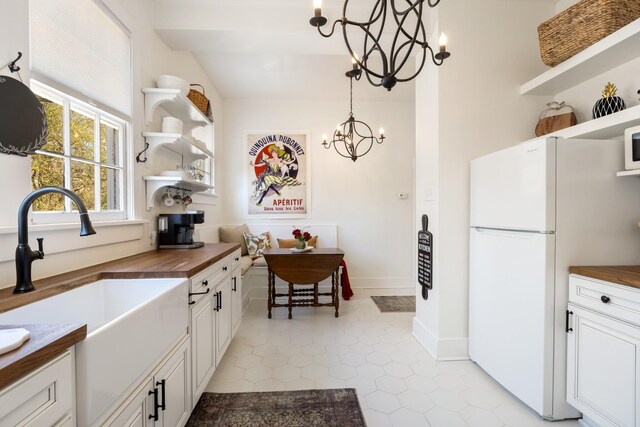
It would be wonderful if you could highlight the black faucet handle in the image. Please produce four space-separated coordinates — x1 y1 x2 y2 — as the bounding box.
37 237 44 258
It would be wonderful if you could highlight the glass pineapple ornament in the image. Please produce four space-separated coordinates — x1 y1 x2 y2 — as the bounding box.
592 82 626 119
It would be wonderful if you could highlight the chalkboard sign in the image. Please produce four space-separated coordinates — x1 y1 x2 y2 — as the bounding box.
0 75 48 157
418 214 433 300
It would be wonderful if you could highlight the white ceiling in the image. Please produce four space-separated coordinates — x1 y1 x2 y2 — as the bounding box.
152 0 417 101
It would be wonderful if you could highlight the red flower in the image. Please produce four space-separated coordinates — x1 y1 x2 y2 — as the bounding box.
303 232 311 241
293 229 302 238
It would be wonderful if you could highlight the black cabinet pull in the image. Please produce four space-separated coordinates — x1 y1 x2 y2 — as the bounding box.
601 295 611 304
232 277 237 292
235 256 239 261
565 310 574 333
188 288 210 305
223 266 228 272
214 291 220 311
203 280 209 287
149 387 159 421
157 379 166 411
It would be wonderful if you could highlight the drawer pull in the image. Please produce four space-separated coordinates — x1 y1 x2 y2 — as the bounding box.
203 280 209 287
149 387 159 421
601 295 611 304
565 310 573 333
188 288 211 305
223 266 228 272
235 256 240 261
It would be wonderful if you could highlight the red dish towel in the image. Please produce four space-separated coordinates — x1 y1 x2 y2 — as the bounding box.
340 259 353 300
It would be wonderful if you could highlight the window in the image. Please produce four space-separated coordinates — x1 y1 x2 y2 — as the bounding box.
30 82 127 221
29 0 132 222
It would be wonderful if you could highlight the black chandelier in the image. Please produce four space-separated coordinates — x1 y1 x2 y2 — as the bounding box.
310 0 450 91
322 66 385 162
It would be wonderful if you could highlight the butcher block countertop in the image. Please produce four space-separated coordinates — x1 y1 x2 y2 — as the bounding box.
0 243 240 314
0 324 86 390
569 266 640 290
0 243 238 389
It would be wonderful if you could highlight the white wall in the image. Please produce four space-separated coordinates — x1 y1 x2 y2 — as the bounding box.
0 0 224 288
413 0 555 359
222 96 416 289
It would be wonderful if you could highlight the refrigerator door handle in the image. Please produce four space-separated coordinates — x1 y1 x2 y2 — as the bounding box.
473 226 555 235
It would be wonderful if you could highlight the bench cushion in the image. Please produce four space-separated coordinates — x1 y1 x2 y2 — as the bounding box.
239 255 254 276
219 224 250 256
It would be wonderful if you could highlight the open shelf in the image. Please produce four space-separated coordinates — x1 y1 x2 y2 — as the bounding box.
142 132 213 162
549 104 640 140
616 169 640 177
520 19 640 96
142 88 212 128
143 175 213 210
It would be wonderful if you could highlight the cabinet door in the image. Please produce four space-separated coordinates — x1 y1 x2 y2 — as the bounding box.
191 291 216 405
231 267 242 337
155 339 190 427
567 304 640 427
215 278 232 365
103 379 153 427
0 351 73 427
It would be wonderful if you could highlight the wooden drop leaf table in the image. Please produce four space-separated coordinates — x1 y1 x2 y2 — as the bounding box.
262 248 345 319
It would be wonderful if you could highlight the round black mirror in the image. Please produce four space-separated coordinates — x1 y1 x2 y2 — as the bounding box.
0 76 48 157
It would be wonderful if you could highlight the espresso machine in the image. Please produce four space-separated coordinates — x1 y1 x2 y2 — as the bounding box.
157 211 205 249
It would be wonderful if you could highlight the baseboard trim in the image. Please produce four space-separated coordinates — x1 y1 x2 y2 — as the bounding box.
412 317 470 361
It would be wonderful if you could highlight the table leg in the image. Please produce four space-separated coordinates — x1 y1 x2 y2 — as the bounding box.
288 282 293 320
314 282 319 304
334 269 340 318
267 269 273 319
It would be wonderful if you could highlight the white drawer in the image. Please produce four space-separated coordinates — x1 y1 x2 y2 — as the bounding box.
230 249 241 271
0 351 74 427
569 274 640 327
189 256 232 305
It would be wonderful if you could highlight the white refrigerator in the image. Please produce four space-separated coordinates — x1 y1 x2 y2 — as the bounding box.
469 136 640 420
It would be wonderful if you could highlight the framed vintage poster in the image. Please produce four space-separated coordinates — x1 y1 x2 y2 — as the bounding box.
245 131 311 218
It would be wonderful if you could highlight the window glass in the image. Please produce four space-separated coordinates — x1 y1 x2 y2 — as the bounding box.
70 108 95 161
30 154 65 211
30 82 127 219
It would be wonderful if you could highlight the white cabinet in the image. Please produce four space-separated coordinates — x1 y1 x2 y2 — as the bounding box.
214 278 232 363
231 265 243 337
189 254 234 406
103 379 153 427
567 275 640 427
0 350 75 427
153 338 191 427
105 337 190 427
190 290 216 405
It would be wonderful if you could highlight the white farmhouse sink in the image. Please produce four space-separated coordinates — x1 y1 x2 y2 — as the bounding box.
0 278 189 426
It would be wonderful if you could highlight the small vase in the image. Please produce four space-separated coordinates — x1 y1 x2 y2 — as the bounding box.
296 239 306 250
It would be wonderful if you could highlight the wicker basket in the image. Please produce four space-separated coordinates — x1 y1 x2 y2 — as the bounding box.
187 84 210 116
538 0 640 67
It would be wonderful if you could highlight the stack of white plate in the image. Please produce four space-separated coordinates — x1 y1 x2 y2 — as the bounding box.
157 75 189 96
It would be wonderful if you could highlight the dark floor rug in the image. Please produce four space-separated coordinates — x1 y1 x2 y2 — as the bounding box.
371 295 416 312
186 388 367 426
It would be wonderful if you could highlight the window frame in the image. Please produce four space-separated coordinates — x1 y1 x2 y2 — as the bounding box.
30 80 130 224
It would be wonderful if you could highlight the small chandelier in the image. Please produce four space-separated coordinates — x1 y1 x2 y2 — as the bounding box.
310 0 451 91
322 65 385 162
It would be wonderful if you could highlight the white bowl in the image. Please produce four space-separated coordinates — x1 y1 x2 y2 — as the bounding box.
157 74 189 96
162 116 183 134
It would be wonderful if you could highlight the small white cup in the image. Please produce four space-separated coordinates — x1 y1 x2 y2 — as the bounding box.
161 193 175 207
162 117 183 134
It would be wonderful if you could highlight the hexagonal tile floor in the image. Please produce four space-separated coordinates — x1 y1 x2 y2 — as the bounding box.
205 290 581 427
